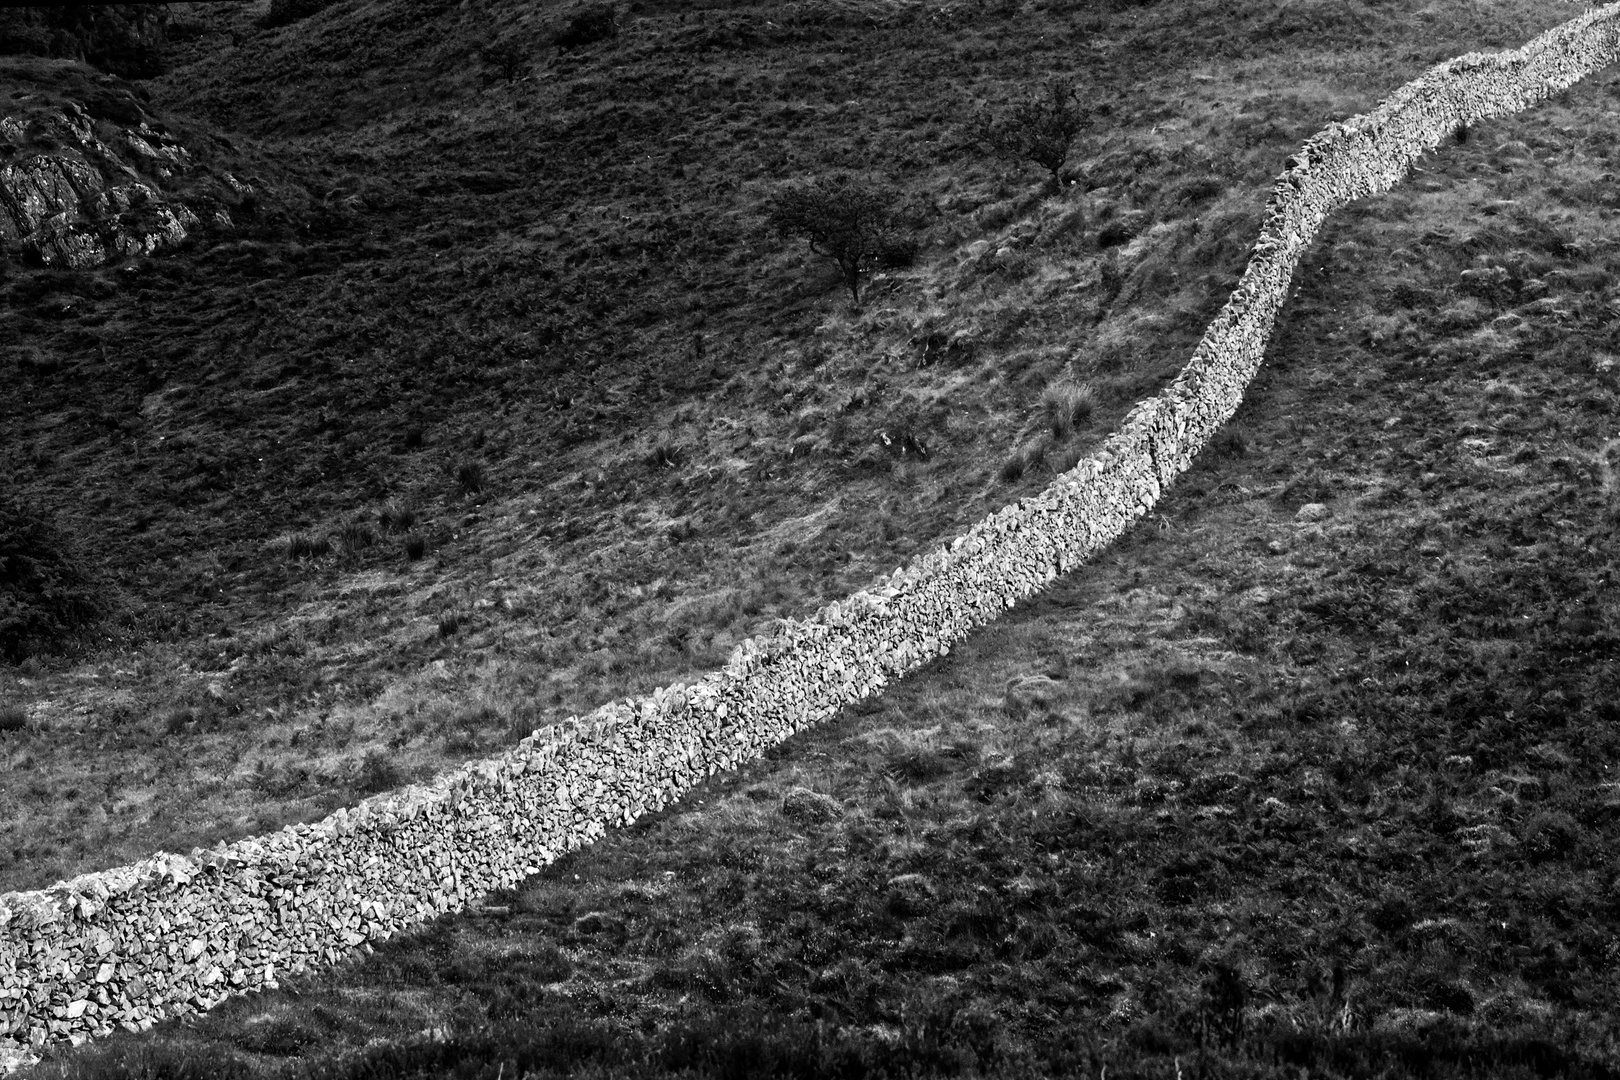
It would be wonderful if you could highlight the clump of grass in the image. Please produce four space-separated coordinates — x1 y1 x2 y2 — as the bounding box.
403 534 427 561
438 610 466 637
1049 443 1085 474
276 529 331 561
1039 379 1096 439
1211 425 1250 458
645 442 685 470
378 497 418 534
455 461 485 495
999 437 1048 482
337 515 377 555
0 703 27 733
161 706 198 736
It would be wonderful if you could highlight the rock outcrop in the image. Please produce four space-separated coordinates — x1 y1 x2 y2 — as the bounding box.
0 70 249 268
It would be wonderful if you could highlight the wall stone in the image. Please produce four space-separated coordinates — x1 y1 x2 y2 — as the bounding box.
4 4 1619 1062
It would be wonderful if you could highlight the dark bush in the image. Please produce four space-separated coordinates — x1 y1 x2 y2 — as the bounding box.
456 460 485 495
354 750 405 794
554 4 617 50
0 495 104 662
481 38 531 82
767 177 912 305
260 0 336 30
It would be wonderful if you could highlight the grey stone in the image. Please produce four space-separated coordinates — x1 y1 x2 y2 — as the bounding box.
780 787 841 824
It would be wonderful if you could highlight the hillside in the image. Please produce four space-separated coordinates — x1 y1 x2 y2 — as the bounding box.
6 0 1620 1075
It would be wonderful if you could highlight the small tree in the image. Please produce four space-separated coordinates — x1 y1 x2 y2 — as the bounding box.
972 77 1090 192
767 177 909 306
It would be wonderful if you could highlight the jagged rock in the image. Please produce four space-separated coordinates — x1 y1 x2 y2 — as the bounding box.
0 80 248 269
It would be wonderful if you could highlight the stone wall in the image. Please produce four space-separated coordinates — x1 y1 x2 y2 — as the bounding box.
4 3 1619 1058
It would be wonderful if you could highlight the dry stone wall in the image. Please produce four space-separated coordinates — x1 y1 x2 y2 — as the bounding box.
5 4 1620 1060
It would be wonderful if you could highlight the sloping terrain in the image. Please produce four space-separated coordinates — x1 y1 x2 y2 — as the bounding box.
6 0 1566 893
5 0 1620 1075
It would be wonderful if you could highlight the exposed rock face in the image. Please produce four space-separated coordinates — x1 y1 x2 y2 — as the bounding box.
0 98 246 268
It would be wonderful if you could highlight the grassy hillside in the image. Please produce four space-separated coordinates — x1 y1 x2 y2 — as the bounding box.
7 0 1620 1074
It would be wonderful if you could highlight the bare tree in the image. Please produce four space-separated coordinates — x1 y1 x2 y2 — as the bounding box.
767 177 911 306
972 78 1090 192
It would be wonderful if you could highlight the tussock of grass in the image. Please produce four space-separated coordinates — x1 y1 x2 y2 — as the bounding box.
377 498 417 534
1039 378 1096 440
274 530 332 561
999 436 1049 482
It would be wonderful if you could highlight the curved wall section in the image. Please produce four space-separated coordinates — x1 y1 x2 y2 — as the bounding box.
4 4 1620 1058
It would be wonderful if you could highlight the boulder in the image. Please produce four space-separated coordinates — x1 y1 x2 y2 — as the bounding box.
780 787 841 824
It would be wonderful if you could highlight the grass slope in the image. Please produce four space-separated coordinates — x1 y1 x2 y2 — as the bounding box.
6 0 1620 1074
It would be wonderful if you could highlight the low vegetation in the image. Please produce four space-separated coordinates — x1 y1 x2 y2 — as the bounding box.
0 496 104 664
3 0 1618 1075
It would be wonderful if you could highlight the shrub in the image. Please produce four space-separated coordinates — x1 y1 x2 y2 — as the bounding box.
554 4 617 50
1519 809 1580 862
354 750 405 794
482 38 531 82
0 495 103 663
971 78 1091 192
767 177 911 305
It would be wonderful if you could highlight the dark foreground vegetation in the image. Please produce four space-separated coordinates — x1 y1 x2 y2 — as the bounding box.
4 0 1620 1075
